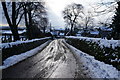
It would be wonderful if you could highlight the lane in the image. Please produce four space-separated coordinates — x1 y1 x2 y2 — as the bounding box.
48 39 78 78
2 39 85 78
3 40 56 78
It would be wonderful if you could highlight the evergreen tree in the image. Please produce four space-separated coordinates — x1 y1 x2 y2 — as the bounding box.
111 1 120 39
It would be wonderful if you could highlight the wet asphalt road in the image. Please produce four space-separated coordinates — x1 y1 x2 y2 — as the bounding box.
2 39 87 78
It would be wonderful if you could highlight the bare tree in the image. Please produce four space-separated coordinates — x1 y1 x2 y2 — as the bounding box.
63 3 84 35
32 2 48 34
22 1 47 39
22 2 35 39
77 10 94 29
40 18 48 33
1 2 24 41
97 16 112 27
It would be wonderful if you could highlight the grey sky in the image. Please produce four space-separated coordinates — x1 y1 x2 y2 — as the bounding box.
0 0 116 29
46 0 115 28
0 4 3 26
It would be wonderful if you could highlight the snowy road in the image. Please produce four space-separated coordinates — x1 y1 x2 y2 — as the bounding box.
2 39 87 78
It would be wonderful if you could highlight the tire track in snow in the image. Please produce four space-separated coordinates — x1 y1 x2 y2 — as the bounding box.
2 39 87 78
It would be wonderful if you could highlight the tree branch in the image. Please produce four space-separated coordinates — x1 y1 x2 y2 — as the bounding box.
16 12 24 26
1 2 12 27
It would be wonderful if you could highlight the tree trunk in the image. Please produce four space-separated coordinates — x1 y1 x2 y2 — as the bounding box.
28 7 34 39
2 2 20 41
23 4 31 40
12 2 20 41
43 26 46 34
23 3 32 39
70 23 74 35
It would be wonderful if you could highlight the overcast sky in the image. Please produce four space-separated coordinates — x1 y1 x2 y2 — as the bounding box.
46 0 101 28
45 0 115 29
0 0 115 29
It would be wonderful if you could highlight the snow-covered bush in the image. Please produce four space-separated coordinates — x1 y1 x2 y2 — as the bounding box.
1 37 51 62
65 37 120 70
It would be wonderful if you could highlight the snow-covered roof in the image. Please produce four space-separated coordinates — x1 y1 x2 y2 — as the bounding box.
50 32 58 35
66 36 120 49
54 28 65 31
76 34 81 36
100 27 112 31
90 31 99 35
77 31 84 34
59 33 64 36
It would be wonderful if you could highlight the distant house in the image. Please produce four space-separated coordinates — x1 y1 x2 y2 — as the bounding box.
50 28 65 37
76 31 84 36
76 28 100 38
50 31 58 36
59 32 65 38
89 31 100 38
99 26 112 38
76 26 112 38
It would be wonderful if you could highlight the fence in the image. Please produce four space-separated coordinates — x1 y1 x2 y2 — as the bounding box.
1 34 27 43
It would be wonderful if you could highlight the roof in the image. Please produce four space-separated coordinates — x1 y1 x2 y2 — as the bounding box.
53 28 65 31
59 33 64 36
99 26 112 31
50 32 58 35
90 31 99 35
77 31 84 34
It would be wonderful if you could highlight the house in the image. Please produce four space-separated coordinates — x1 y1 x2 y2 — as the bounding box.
76 28 100 38
59 32 65 38
99 26 112 38
76 31 84 36
50 28 65 38
89 31 99 38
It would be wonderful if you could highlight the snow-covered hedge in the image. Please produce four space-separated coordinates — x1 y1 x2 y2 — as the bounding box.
66 36 120 49
64 41 119 78
1 41 51 69
1 37 51 62
65 36 120 70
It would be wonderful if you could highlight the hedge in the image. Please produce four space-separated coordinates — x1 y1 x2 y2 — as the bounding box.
65 38 120 70
1 37 51 62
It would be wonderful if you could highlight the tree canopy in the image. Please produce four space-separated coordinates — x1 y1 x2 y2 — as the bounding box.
111 1 120 39
63 3 84 35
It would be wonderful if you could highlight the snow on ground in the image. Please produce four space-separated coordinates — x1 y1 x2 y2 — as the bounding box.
1 37 51 49
0 40 51 69
65 36 120 49
2 30 25 34
64 41 119 78
48 40 77 78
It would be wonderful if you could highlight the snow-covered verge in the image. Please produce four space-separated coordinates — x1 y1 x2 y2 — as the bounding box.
1 37 51 61
1 37 51 49
65 36 120 49
65 36 120 70
64 41 119 78
0 40 51 69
